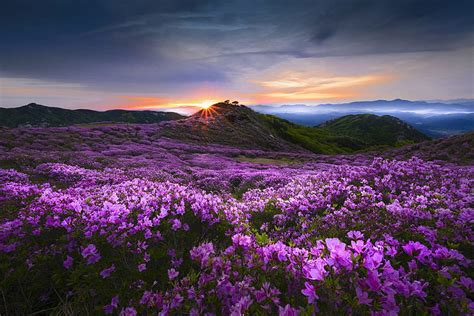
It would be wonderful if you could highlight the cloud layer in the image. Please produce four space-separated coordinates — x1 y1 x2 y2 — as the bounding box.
1 0 473 111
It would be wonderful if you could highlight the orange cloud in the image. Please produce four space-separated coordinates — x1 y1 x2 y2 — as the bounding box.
261 91 348 100
250 72 390 104
116 96 172 109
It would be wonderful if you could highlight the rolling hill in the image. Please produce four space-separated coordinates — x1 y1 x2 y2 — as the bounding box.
0 103 185 127
318 114 430 146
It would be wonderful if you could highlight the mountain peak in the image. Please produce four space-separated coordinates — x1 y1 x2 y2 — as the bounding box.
191 101 250 120
212 101 243 108
24 103 45 108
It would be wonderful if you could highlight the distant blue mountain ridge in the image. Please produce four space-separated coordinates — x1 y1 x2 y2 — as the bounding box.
250 99 474 138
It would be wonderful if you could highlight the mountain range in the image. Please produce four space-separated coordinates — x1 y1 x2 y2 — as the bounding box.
1 101 433 154
0 103 185 127
250 99 474 138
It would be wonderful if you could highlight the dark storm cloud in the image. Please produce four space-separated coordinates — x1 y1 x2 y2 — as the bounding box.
1 0 473 92
303 0 474 55
0 0 226 91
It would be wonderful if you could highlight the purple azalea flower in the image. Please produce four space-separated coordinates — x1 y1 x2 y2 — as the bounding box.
171 219 182 231
301 282 318 304
325 238 353 270
356 287 372 305
100 264 116 278
63 255 73 269
303 258 327 281
104 295 119 314
347 230 364 240
119 307 137 316
168 268 179 280
138 263 147 272
81 244 101 265
278 304 299 316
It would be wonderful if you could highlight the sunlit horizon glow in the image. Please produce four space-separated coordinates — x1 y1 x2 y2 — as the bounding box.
0 72 397 114
111 96 226 114
198 101 214 109
1 73 472 116
167 99 218 110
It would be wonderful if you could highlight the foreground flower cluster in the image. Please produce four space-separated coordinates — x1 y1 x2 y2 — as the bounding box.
0 125 473 315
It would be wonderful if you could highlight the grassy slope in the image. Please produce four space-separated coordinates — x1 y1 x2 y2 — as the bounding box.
259 113 430 154
319 114 430 146
258 114 366 154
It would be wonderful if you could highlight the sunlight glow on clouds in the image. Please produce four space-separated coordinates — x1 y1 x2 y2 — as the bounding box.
250 73 389 103
259 75 383 89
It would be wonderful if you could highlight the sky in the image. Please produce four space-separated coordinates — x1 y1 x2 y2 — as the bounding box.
1 0 473 114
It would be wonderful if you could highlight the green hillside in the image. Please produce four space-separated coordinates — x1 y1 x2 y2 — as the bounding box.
259 113 430 153
258 114 365 153
318 114 430 147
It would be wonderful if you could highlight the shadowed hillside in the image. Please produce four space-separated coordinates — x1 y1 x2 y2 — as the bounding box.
0 103 185 127
387 131 474 164
159 102 306 152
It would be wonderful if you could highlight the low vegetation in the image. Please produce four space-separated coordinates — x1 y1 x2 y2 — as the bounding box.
0 124 472 315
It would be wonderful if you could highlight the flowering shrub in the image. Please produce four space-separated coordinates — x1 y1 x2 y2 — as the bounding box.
0 125 473 315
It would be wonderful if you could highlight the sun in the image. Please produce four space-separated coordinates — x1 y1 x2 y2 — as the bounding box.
198 100 216 110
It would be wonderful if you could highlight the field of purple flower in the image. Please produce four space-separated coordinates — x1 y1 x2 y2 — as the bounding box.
0 124 473 315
